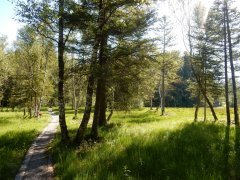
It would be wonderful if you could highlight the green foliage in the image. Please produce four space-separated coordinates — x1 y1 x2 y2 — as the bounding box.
163 54 196 107
50 108 240 179
0 111 49 179
187 1 224 105
3 26 57 111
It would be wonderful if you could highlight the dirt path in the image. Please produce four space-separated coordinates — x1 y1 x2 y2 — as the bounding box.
15 113 59 180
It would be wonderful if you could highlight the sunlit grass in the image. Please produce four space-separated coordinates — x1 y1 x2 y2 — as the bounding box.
51 107 240 179
0 111 49 179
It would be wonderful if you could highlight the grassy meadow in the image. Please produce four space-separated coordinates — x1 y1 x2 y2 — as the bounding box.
51 107 240 179
0 110 49 179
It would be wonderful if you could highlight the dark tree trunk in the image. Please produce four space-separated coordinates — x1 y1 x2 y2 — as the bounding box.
204 66 207 122
91 80 101 139
75 41 99 144
75 74 95 144
29 108 32 119
107 91 114 122
107 103 113 122
98 80 107 126
161 68 165 116
34 93 38 118
223 7 231 125
189 57 218 121
74 90 81 119
203 100 206 122
156 80 161 111
150 97 152 110
197 74 218 121
29 96 33 118
225 3 239 125
187 23 217 121
58 0 69 142
72 74 77 118
96 32 108 127
194 92 200 122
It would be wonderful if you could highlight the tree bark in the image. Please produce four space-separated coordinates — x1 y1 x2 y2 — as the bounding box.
204 57 207 122
58 0 69 142
72 72 77 118
98 80 107 126
194 91 200 122
187 25 218 121
156 80 161 111
74 90 81 119
223 7 231 125
96 32 108 127
75 73 95 144
91 80 101 139
75 41 99 144
225 2 239 125
161 67 165 116
161 17 166 116
187 54 218 121
107 102 113 122
150 98 153 110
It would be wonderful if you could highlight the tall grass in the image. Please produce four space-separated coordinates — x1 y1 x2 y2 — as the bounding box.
51 108 240 179
0 111 49 179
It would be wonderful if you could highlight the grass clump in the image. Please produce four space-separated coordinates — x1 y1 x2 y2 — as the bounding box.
0 111 49 179
51 108 240 179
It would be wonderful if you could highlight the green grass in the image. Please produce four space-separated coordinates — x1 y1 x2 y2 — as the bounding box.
51 107 240 179
0 111 49 180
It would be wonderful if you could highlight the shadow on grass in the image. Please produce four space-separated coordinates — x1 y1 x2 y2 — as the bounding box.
95 123 230 179
235 127 240 178
0 117 12 125
0 130 38 180
51 122 240 179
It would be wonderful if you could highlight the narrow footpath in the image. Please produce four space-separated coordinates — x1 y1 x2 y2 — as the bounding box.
15 112 59 180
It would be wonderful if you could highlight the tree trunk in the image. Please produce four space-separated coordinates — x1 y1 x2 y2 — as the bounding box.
74 89 81 119
161 18 166 116
161 68 165 116
187 18 218 122
188 56 218 121
91 80 101 139
76 0 106 144
223 7 231 125
98 78 107 126
34 93 38 118
58 0 69 142
107 90 114 122
225 2 239 125
75 40 99 144
156 80 161 111
75 74 95 144
97 33 108 127
204 99 206 122
72 73 77 118
38 38 49 116
194 92 200 122
29 108 32 119
204 62 207 122
29 96 33 118
107 102 113 122
150 98 153 110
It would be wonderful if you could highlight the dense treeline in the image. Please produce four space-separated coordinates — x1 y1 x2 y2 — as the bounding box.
0 0 239 143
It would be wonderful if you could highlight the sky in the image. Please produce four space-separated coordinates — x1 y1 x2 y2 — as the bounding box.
0 0 23 46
